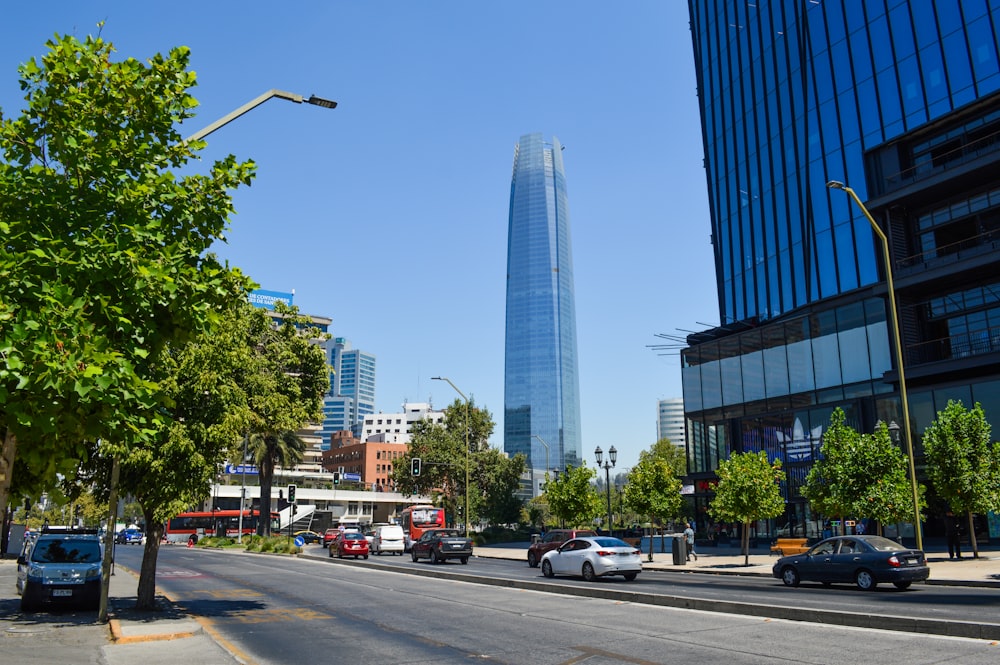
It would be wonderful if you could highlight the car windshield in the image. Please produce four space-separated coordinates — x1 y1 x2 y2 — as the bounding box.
31 539 101 563
863 536 908 552
343 534 365 541
593 537 630 548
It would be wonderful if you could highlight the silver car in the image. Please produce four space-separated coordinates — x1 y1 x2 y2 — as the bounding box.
540 536 642 581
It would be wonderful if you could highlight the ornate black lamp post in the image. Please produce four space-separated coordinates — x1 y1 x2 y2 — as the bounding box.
594 446 617 535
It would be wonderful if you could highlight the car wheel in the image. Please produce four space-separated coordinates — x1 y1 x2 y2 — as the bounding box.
624 572 637 581
411 551 419 562
582 561 596 582
431 549 441 564
542 559 554 578
527 551 538 568
20 584 38 612
781 566 800 587
855 569 877 591
460 557 469 565
893 581 912 590
364 555 369 560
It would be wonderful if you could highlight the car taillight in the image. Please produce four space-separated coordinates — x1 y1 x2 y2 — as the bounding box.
887 555 901 567
596 550 612 557
633 549 641 556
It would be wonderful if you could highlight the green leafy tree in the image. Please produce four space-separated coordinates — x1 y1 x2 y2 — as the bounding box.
249 430 307 535
474 447 525 528
803 409 923 536
0 31 255 531
242 303 329 536
394 397 493 527
709 451 785 565
546 465 602 528
923 400 1000 558
645 437 687 477
801 409 858 523
623 456 683 560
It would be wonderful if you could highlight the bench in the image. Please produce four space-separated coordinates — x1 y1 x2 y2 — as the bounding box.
770 537 810 556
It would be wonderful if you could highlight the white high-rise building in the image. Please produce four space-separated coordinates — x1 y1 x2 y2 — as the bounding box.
361 402 445 444
657 398 686 447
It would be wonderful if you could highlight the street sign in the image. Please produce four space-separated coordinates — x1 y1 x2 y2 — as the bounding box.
294 536 304 547
344 472 361 482
225 464 259 475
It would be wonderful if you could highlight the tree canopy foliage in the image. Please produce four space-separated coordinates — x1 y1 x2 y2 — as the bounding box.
0 31 255 522
546 464 602 528
922 400 1000 557
801 409 923 535
393 397 500 528
709 450 785 564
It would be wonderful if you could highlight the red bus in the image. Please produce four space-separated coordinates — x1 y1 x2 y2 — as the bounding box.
399 504 445 551
165 509 280 544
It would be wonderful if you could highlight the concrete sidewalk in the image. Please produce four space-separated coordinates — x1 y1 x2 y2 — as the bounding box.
474 540 1000 587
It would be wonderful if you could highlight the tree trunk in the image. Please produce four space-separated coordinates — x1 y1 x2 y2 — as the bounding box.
258 461 273 536
967 510 980 559
136 505 163 610
0 430 18 524
98 458 120 623
743 520 750 566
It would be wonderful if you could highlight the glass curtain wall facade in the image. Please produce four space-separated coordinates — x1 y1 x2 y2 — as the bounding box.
683 0 1000 542
504 133 583 479
321 338 376 447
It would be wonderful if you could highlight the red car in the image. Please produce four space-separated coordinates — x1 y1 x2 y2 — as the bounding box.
322 528 340 548
329 532 369 559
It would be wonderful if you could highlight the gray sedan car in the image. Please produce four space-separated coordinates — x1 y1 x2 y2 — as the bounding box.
772 535 929 590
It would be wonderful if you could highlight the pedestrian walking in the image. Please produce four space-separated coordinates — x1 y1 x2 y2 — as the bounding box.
944 511 963 560
684 522 697 561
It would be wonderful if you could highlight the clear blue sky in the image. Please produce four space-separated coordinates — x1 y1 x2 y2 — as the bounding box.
1 1 719 471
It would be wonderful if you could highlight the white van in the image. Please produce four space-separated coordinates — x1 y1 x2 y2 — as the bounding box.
371 524 405 555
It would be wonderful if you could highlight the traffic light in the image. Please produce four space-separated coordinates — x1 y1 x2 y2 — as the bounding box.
333 472 341 485
288 484 297 504
411 457 422 477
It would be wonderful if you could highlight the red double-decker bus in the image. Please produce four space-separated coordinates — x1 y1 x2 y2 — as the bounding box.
164 509 279 544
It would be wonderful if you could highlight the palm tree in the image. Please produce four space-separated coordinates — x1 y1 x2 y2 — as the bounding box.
248 430 307 536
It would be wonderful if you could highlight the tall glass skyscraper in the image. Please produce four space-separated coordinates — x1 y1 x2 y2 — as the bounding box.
683 1 1000 540
505 133 583 484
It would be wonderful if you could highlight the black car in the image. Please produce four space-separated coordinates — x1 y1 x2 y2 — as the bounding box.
410 528 473 564
772 535 929 590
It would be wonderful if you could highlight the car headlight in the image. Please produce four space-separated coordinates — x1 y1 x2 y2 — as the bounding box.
26 564 45 582
86 566 101 580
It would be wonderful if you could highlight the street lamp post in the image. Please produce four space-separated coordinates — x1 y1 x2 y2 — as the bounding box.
594 446 617 536
532 435 550 494
432 376 471 538
184 89 337 143
827 180 923 551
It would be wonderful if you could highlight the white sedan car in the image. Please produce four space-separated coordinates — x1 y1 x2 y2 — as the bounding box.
540 536 642 581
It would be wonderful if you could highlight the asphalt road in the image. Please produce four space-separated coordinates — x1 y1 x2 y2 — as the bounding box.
295 543 1000 629
111 545 1000 665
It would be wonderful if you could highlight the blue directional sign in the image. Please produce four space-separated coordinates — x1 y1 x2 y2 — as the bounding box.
225 464 259 475
343 472 362 482
294 536 305 547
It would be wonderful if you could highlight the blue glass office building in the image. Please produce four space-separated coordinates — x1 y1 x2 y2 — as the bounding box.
683 1 1000 540
505 134 583 478
320 337 376 447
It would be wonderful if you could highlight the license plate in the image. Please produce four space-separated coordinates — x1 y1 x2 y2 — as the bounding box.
52 589 73 597
906 557 917 565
